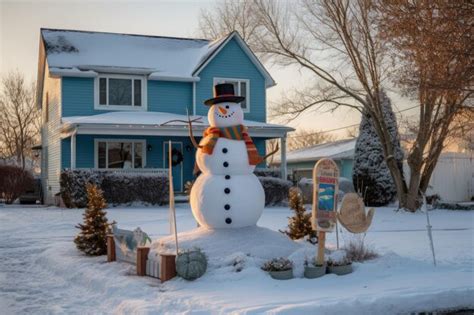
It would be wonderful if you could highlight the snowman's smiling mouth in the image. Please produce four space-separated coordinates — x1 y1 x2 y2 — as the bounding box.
216 111 235 119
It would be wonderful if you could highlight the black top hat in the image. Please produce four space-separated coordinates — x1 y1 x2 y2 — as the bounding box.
204 83 245 106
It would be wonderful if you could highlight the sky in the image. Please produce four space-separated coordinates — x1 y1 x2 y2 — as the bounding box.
0 0 415 137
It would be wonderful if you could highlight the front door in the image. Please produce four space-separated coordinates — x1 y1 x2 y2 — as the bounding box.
163 141 183 193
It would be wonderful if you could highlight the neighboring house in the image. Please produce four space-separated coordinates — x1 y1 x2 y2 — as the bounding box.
272 138 356 181
36 28 292 204
273 138 473 202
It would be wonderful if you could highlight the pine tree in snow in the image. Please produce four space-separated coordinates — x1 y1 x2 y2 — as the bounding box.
352 91 404 206
74 184 112 256
280 187 317 244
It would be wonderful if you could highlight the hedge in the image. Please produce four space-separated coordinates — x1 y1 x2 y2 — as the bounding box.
60 169 169 208
258 176 293 206
254 168 281 178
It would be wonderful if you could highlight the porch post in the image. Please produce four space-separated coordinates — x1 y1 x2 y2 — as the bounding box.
280 135 287 180
71 132 76 169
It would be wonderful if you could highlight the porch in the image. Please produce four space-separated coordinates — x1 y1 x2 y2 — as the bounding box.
60 111 293 191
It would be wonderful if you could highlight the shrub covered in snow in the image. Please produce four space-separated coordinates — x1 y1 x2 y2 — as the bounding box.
0 165 34 204
327 250 352 266
261 257 293 272
258 176 292 206
352 90 404 206
254 168 280 178
60 169 169 208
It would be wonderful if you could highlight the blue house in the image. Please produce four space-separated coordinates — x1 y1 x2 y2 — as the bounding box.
36 28 292 204
272 138 356 182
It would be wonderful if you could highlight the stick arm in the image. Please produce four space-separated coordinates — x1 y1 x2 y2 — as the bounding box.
186 109 202 150
261 142 279 160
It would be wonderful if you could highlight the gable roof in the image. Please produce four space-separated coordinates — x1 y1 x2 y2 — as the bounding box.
192 32 275 87
39 28 275 86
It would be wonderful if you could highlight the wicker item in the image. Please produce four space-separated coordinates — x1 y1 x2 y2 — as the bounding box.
337 193 375 233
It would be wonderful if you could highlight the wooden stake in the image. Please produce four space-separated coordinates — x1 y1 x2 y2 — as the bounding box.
168 141 179 256
317 231 326 266
106 234 116 262
136 246 150 276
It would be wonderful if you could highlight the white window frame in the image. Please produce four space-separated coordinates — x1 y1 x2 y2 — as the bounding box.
94 74 147 111
213 77 250 113
94 139 146 169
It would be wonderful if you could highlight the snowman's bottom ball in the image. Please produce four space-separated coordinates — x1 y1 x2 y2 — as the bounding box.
190 173 264 229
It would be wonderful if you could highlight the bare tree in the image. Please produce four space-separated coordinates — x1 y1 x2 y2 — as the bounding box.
199 0 472 210
345 126 359 138
198 0 262 49
287 128 337 151
0 71 40 169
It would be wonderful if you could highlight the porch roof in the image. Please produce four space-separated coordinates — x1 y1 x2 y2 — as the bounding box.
61 111 293 138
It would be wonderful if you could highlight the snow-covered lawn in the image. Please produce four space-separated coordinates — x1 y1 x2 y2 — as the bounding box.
0 204 473 314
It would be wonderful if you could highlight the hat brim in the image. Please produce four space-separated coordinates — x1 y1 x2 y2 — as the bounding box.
204 95 245 106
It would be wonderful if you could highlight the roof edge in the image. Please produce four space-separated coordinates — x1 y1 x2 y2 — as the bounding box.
40 27 210 42
36 32 46 109
192 31 276 88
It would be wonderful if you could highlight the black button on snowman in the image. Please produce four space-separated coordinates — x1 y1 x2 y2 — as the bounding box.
189 83 266 229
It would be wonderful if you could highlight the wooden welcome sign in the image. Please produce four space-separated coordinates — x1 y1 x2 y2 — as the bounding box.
312 158 339 232
312 158 339 265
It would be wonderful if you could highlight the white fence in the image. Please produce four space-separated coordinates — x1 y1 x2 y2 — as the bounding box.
404 152 473 202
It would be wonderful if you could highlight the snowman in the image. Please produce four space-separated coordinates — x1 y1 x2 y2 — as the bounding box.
188 83 277 229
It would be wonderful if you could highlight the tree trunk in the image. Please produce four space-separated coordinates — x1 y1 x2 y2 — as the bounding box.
405 173 421 212
385 157 408 207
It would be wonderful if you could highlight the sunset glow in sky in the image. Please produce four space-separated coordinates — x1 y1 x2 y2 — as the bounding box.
1 0 417 135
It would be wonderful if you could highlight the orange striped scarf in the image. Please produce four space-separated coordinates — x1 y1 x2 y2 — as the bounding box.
199 125 263 165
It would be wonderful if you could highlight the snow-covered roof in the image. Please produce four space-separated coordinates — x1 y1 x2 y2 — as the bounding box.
61 111 293 138
41 29 217 79
40 29 275 86
274 138 356 164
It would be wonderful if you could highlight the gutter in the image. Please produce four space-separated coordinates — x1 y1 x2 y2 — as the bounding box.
61 122 293 139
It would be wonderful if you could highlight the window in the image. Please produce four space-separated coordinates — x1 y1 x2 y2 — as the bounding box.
95 140 145 169
213 78 250 112
95 75 146 110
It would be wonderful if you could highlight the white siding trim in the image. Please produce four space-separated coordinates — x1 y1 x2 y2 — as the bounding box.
213 77 250 113
192 81 196 115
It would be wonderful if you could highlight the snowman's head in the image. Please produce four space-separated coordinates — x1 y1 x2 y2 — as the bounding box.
208 102 244 127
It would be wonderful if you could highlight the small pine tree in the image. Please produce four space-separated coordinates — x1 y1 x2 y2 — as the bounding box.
352 90 404 206
280 187 317 244
74 184 111 256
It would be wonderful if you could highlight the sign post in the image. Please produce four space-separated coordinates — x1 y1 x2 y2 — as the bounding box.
312 158 339 265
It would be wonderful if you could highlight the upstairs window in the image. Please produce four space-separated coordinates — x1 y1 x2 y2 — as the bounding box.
95 74 146 110
213 78 250 112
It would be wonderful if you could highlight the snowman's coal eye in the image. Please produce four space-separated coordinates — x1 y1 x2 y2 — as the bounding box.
225 105 229 109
